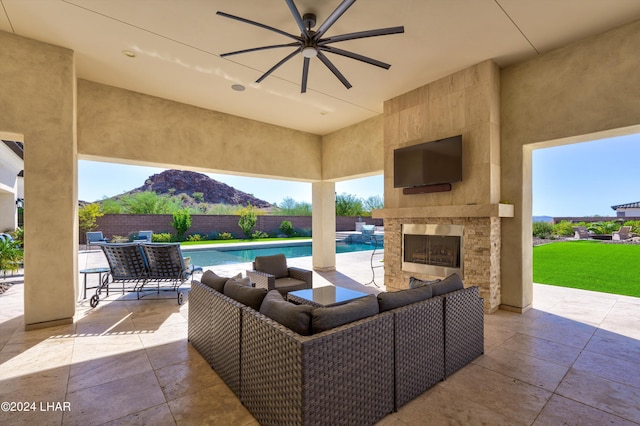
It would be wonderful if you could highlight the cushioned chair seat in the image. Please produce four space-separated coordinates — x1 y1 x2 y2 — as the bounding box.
246 254 312 295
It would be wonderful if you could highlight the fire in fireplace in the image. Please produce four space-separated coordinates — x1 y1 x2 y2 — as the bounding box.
402 224 463 278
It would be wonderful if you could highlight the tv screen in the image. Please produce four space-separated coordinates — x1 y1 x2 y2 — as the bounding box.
393 135 462 188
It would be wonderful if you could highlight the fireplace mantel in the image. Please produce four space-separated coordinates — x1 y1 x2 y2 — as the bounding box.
372 203 514 219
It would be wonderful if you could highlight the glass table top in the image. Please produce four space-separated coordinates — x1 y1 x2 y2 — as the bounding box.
288 285 369 307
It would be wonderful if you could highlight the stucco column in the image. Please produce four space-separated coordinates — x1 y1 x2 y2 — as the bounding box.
312 181 336 271
0 31 77 329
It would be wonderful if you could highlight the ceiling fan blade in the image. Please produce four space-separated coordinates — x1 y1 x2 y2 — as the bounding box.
316 51 352 89
319 46 391 69
221 42 300 57
285 0 310 39
319 26 405 45
255 49 300 83
217 11 300 42
314 0 356 40
301 57 310 93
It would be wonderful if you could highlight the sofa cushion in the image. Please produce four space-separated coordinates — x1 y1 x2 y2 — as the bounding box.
431 273 464 296
229 276 252 287
255 254 288 279
201 270 241 292
312 295 379 333
223 280 268 310
409 276 441 289
259 290 312 336
377 285 433 312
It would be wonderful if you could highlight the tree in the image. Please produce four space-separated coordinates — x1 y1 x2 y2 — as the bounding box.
335 193 366 217
0 238 23 276
238 203 258 238
119 191 181 214
275 197 312 216
171 209 192 241
363 195 383 214
79 203 104 239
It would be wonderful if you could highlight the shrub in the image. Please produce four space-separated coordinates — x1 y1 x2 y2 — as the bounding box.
533 222 553 238
623 220 640 234
0 238 23 275
252 230 269 239
553 220 575 237
218 232 234 240
192 192 204 202
297 227 312 237
206 231 219 240
110 235 129 243
152 233 173 242
172 209 192 241
279 220 295 237
78 203 104 238
186 233 203 242
238 203 257 238
587 221 618 234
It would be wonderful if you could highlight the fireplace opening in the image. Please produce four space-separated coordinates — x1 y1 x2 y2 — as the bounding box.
402 224 463 277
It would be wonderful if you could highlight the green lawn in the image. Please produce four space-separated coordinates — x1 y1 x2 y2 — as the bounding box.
533 240 640 297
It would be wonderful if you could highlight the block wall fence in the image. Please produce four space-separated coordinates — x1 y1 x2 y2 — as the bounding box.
89 214 383 242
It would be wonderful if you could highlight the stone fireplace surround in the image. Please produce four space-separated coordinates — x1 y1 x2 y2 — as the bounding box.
376 204 512 313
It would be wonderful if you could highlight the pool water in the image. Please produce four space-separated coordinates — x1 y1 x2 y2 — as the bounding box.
185 240 383 267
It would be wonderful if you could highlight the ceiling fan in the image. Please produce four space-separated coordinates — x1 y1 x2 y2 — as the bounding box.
217 0 404 93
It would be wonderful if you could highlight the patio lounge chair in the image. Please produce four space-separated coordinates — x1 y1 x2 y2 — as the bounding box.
572 226 590 239
86 231 108 249
612 225 632 241
246 253 312 295
90 242 190 307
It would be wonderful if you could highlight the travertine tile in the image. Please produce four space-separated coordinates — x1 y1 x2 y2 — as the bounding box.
534 394 638 426
63 370 165 426
155 356 225 401
585 328 640 365
556 369 640 423
440 364 552 424
68 348 153 393
101 403 176 426
519 312 596 349
572 350 640 390
475 346 569 391
499 332 582 367
167 383 257 425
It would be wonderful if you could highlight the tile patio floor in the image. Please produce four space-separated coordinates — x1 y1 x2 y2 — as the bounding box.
0 248 639 425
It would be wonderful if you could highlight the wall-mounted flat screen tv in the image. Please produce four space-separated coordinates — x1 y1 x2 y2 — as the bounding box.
393 135 462 188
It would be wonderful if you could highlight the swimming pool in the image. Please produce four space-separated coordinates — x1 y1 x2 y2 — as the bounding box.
184 240 383 267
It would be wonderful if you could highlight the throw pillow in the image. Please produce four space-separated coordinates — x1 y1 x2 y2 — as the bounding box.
255 254 289 279
312 295 379 333
409 276 441 289
223 280 267 311
377 285 433 312
431 273 464 296
259 290 312 336
228 276 252 287
200 270 241 292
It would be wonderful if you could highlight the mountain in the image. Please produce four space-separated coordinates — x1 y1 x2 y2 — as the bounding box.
115 169 272 208
533 216 553 223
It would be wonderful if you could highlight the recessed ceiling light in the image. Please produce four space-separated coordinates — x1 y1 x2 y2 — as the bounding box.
231 84 246 92
121 50 136 58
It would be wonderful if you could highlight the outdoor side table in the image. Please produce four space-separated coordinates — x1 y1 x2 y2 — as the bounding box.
80 267 110 299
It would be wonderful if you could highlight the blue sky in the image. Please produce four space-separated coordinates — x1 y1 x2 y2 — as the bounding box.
78 161 383 206
532 133 640 217
79 132 639 215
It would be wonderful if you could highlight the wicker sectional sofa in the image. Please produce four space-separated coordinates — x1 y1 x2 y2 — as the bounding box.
188 275 484 426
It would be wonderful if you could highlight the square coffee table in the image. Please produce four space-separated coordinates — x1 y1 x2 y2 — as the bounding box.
287 285 369 308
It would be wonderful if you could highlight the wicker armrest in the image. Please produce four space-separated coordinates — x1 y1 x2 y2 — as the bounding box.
287 267 312 287
246 269 276 291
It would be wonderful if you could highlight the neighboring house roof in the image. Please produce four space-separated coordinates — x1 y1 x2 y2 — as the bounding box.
611 201 640 210
2 140 24 160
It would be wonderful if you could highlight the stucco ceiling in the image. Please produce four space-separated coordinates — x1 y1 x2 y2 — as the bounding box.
2 0 640 135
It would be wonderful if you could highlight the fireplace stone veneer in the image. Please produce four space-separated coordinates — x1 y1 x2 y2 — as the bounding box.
385 217 501 313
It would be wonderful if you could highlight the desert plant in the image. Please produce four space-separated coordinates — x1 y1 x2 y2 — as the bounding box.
186 233 203 242
251 230 269 239
587 221 618 234
552 220 575 237
623 220 640 235
78 203 104 239
532 222 554 238
0 238 23 276
152 233 173 242
238 203 257 238
192 192 204 202
171 209 192 241
279 220 295 237
218 232 234 240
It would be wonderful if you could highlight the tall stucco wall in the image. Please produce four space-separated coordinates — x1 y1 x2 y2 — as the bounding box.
321 115 384 181
501 19 640 310
77 80 323 181
0 31 77 327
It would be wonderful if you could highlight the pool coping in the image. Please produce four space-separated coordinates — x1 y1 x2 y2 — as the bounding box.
181 239 314 253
